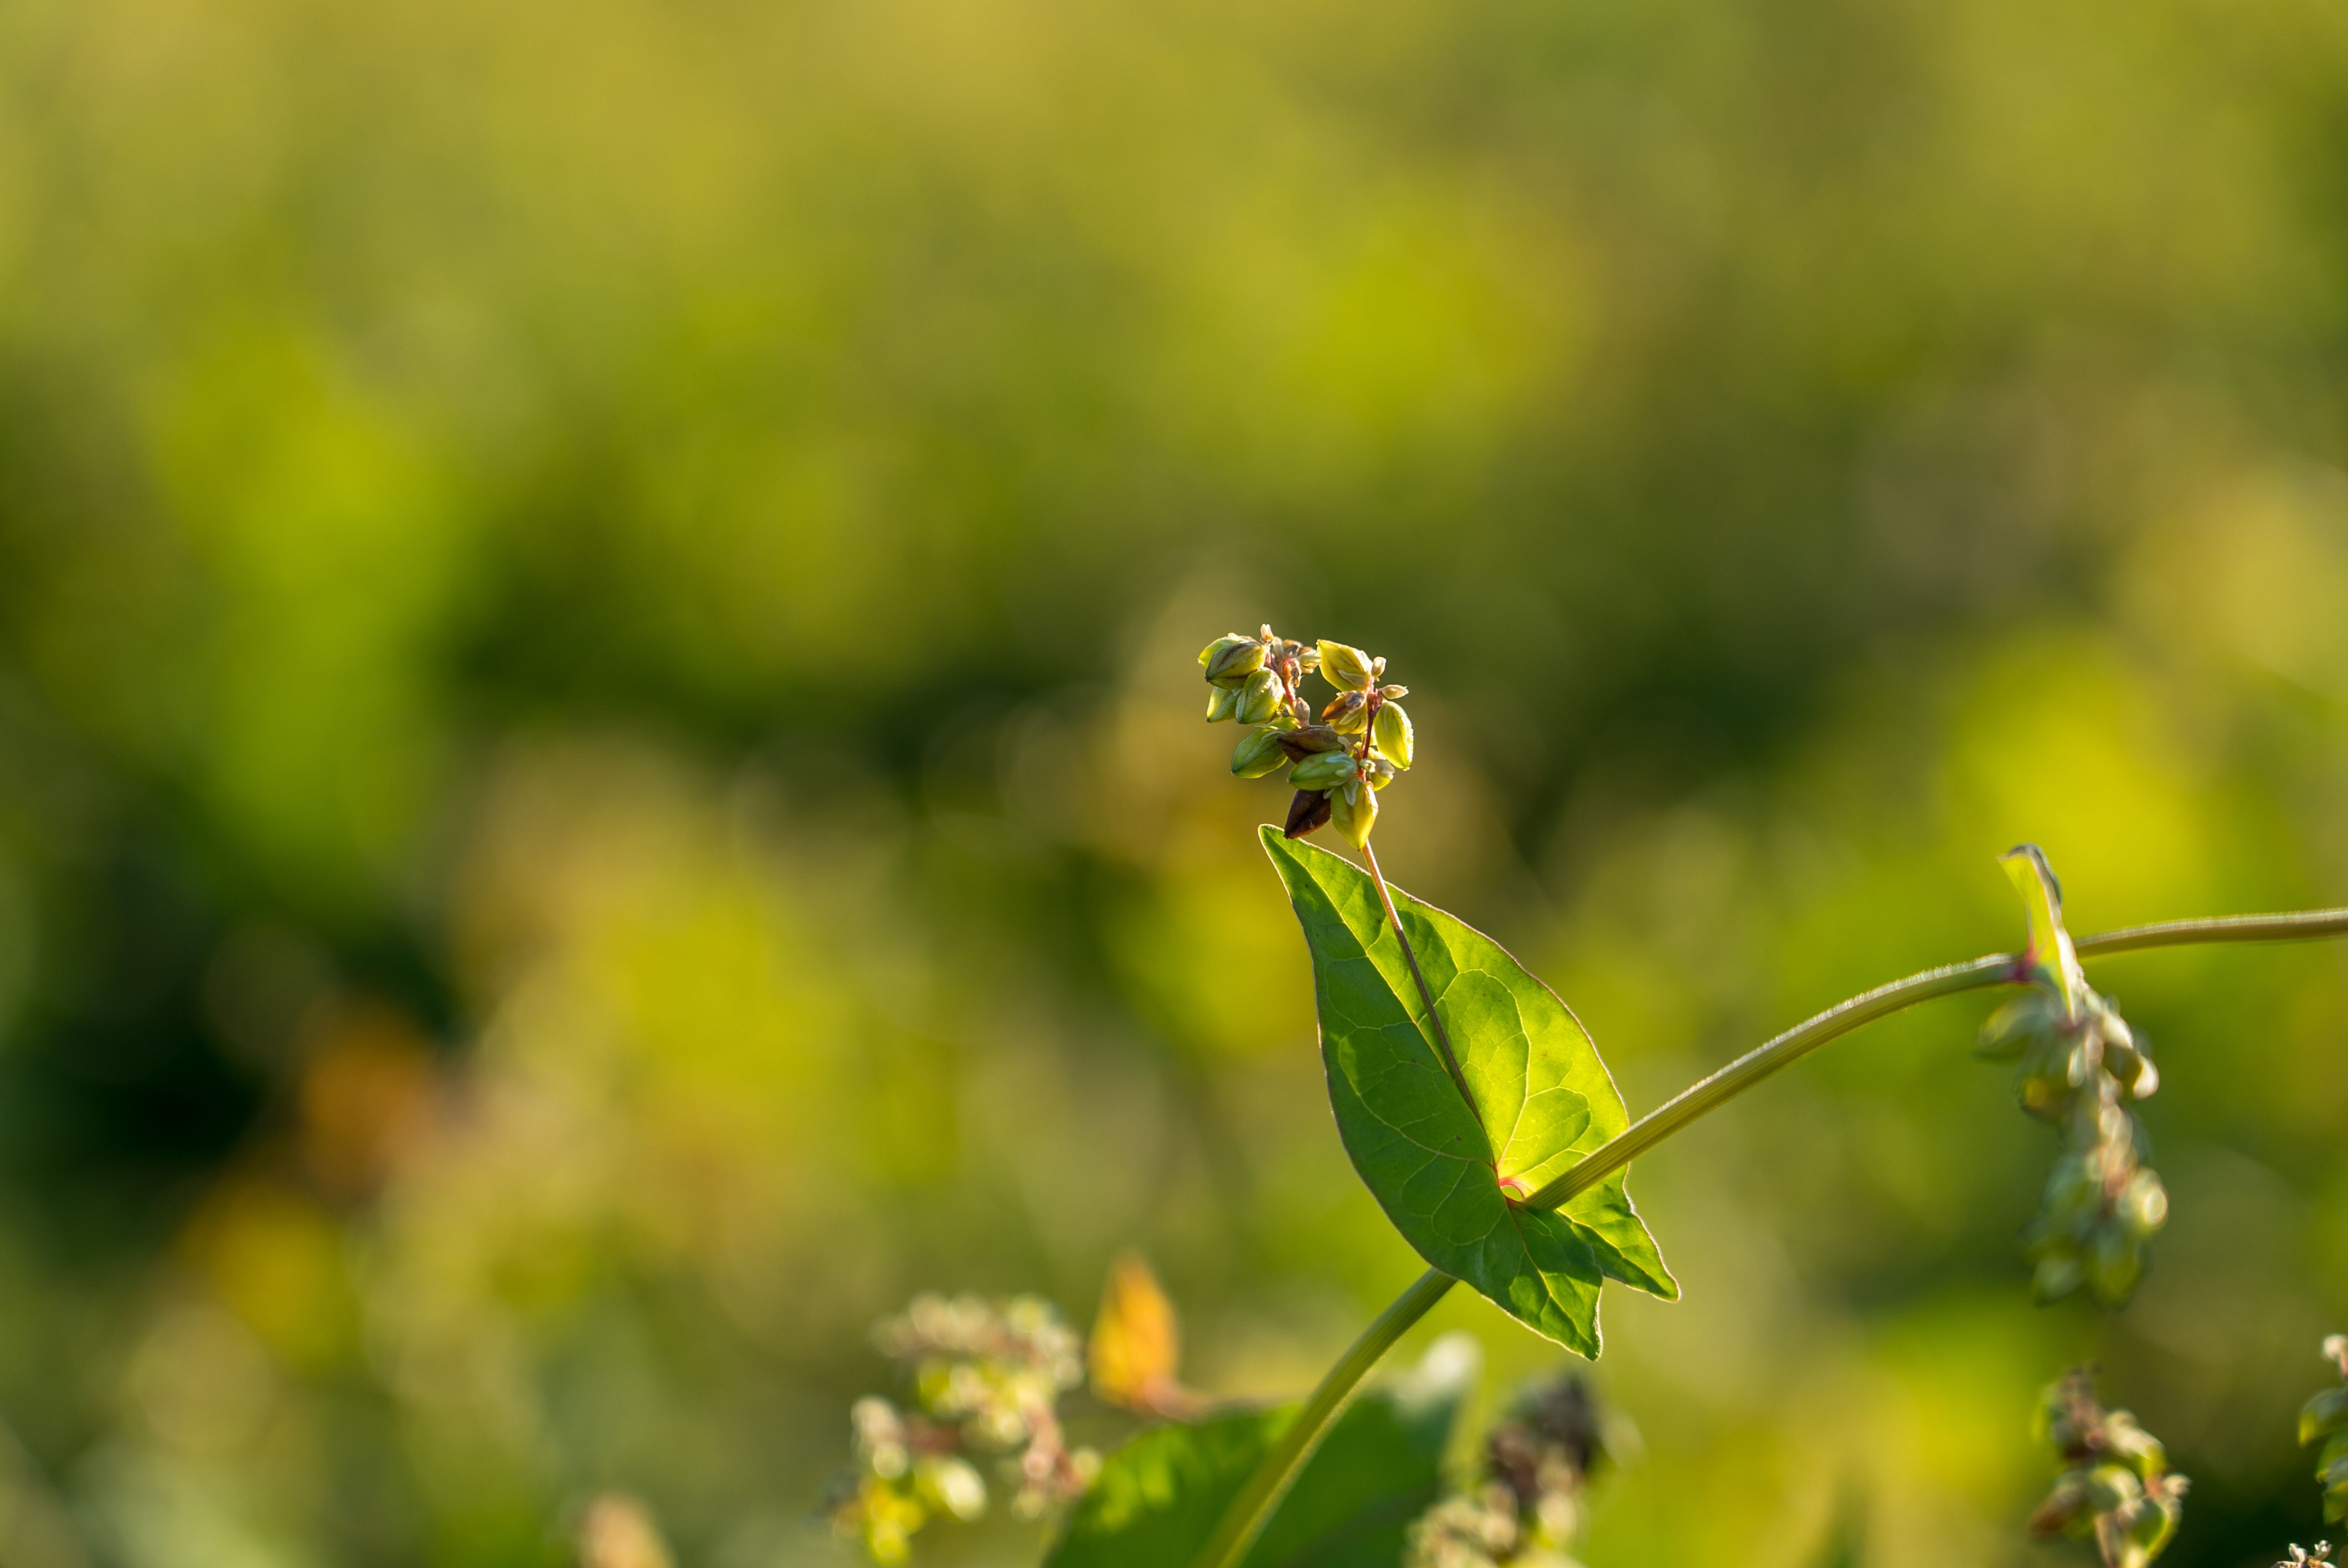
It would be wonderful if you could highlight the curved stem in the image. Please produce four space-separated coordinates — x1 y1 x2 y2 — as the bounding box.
1194 902 2348 1568
1190 1268 1455 1568
1518 952 2022 1211
2075 907 2348 956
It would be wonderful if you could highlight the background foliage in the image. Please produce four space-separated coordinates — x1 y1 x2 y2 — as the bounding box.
3 0 2348 1562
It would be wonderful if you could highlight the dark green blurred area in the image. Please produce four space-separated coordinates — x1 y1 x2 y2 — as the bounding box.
2 0 2348 1561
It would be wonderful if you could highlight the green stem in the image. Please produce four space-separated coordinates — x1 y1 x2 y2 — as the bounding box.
1517 952 2020 1211
1193 904 2348 1568
2073 906 2348 956
1188 1268 1456 1568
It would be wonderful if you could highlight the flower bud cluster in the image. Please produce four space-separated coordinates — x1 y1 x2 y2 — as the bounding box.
2278 1545 2336 1566
1979 986 2167 1307
2028 1369 2187 1568
1199 627 1414 849
1405 1377 1607 1568
830 1294 1097 1563
1981 848 2167 1307
2299 1335 2348 1523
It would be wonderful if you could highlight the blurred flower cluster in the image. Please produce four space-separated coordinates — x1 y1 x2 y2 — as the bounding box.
1979 847 2168 1306
1405 1376 1609 1568
2028 1369 2187 1568
2278 1544 2335 1565
2299 1334 2348 1523
1201 627 1414 848
830 1294 1096 1563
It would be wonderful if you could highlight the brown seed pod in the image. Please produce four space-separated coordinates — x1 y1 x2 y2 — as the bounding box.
1284 789 1333 839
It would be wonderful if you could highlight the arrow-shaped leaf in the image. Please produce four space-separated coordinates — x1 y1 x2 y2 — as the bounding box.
1044 1338 1471 1568
1260 827 1674 1354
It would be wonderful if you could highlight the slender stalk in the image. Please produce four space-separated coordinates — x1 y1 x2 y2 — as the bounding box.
1518 952 2022 1211
1193 902 2348 1568
2075 907 2348 956
1361 841 1480 1131
1189 1268 1456 1568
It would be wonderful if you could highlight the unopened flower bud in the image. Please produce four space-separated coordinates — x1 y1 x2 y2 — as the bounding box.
2117 1170 2169 1239
1237 668 1284 724
1978 993 2058 1060
1289 750 1360 791
1330 774 1379 848
1202 635 1267 688
1317 641 1376 692
2033 1247 2086 1304
1374 702 1415 769
1365 758 1396 791
1206 684 1242 723
1283 788 1333 839
1231 726 1290 778
2087 1225 2146 1306
917 1456 988 1521
1323 689 1371 733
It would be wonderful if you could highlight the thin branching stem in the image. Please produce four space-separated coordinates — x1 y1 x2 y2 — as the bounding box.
1191 904 2348 1568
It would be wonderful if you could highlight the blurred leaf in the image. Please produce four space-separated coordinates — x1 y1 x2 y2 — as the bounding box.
2000 844 2086 1019
1260 829 1674 1355
1089 1252 1203 1419
1045 1340 1470 1568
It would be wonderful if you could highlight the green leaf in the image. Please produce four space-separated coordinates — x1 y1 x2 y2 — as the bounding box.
2001 844 2087 1020
1260 827 1675 1354
1044 1338 1472 1568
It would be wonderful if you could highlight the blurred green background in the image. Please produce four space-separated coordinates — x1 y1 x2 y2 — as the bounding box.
3 0 2348 1561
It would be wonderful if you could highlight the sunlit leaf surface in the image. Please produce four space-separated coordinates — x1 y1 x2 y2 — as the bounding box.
1261 828 1674 1353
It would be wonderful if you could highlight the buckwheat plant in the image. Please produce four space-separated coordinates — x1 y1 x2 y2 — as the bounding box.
1405 1376 1610 1568
821 627 2348 1568
2279 1545 2336 1566
2301 1334 2348 1523
1978 848 2169 1307
2028 1369 2187 1568
828 1294 1095 1562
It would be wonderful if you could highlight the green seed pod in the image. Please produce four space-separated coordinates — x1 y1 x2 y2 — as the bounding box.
1231 726 1290 778
1374 702 1414 770
2041 1155 2102 1230
1203 636 1267 689
1322 689 1371 734
2116 1169 2168 1239
1206 683 1242 723
1316 640 1376 691
1979 993 2057 1060
1289 750 1359 791
2032 1246 2086 1304
1330 774 1379 848
1237 668 1284 724
1198 633 1250 670
2086 1225 2145 1307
